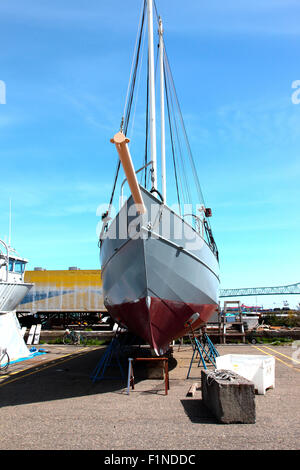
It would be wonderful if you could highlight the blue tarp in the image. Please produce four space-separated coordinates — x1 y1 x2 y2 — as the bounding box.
3 350 48 367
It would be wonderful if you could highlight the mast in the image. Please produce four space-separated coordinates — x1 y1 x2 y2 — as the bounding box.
159 17 166 203
147 0 157 191
8 198 12 247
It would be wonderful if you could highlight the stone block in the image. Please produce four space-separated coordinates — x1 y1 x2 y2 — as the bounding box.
201 369 256 424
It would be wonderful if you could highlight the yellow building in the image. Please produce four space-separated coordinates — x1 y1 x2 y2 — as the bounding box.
17 269 106 314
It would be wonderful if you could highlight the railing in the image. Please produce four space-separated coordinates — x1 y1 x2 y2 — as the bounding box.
99 161 154 244
99 161 219 262
182 210 219 260
0 239 9 282
182 213 204 238
120 160 154 209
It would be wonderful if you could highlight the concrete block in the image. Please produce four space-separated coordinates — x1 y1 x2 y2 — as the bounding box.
201 369 256 424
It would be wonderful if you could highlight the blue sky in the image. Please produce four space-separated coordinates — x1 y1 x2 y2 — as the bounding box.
0 0 300 308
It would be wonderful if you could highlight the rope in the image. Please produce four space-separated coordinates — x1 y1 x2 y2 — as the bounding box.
207 369 238 386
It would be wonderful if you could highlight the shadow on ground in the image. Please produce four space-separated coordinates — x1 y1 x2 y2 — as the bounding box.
0 347 178 408
181 399 217 424
0 348 130 408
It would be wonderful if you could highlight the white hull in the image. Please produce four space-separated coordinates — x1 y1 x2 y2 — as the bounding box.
0 311 31 363
0 282 33 313
0 239 34 363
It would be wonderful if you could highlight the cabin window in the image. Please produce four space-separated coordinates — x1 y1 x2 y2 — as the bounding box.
9 260 14 271
14 261 25 274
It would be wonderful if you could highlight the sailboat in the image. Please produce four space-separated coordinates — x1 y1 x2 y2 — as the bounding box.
99 0 220 355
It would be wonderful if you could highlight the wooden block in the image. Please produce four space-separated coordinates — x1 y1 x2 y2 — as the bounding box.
187 382 200 397
26 325 36 345
21 327 27 338
33 324 42 345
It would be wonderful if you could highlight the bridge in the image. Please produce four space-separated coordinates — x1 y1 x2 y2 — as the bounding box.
219 282 300 298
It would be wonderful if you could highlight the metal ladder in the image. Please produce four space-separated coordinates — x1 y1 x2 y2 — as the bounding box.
221 301 246 344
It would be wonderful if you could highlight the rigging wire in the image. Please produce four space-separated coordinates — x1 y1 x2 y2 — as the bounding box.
127 15 147 142
164 55 192 207
124 3 146 135
164 64 187 207
163 46 206 207
103 0 218 257
153 1 204 212
153 0 216 249
153 0 191 212
144 52 149 188
164 66 181 214
122 0 146 122
107 0 147 214
143 26 159 190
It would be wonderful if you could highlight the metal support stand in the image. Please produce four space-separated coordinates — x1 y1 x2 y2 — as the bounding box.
202 332 219 364
127 356 169 395
186 324 219 379
90 331 125 383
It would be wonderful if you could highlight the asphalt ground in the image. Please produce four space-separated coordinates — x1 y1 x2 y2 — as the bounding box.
0 342 299 451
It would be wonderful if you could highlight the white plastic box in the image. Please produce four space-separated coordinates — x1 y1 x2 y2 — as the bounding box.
216 354 275 395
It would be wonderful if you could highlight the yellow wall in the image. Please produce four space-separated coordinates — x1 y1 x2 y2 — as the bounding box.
24 269 102 287
19 269 105 313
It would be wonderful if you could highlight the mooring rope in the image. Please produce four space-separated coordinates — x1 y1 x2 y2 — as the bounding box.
207 369 238 386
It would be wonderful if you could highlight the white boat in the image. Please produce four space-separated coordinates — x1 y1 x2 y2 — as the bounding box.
241 311 261 330
0 239 33 312
0 239 33 364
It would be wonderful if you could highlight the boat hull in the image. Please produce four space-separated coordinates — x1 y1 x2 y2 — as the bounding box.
100 188 219 354
105 297 217 355
0 282 33 313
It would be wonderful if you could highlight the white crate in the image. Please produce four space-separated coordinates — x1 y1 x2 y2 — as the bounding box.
216 354 275 395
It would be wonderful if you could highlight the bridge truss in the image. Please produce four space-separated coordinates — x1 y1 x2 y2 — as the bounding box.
219 282 300 298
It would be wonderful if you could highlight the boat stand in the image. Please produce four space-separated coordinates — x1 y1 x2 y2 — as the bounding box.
187 326 219 379
127 356 169 395
90 329 126 383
